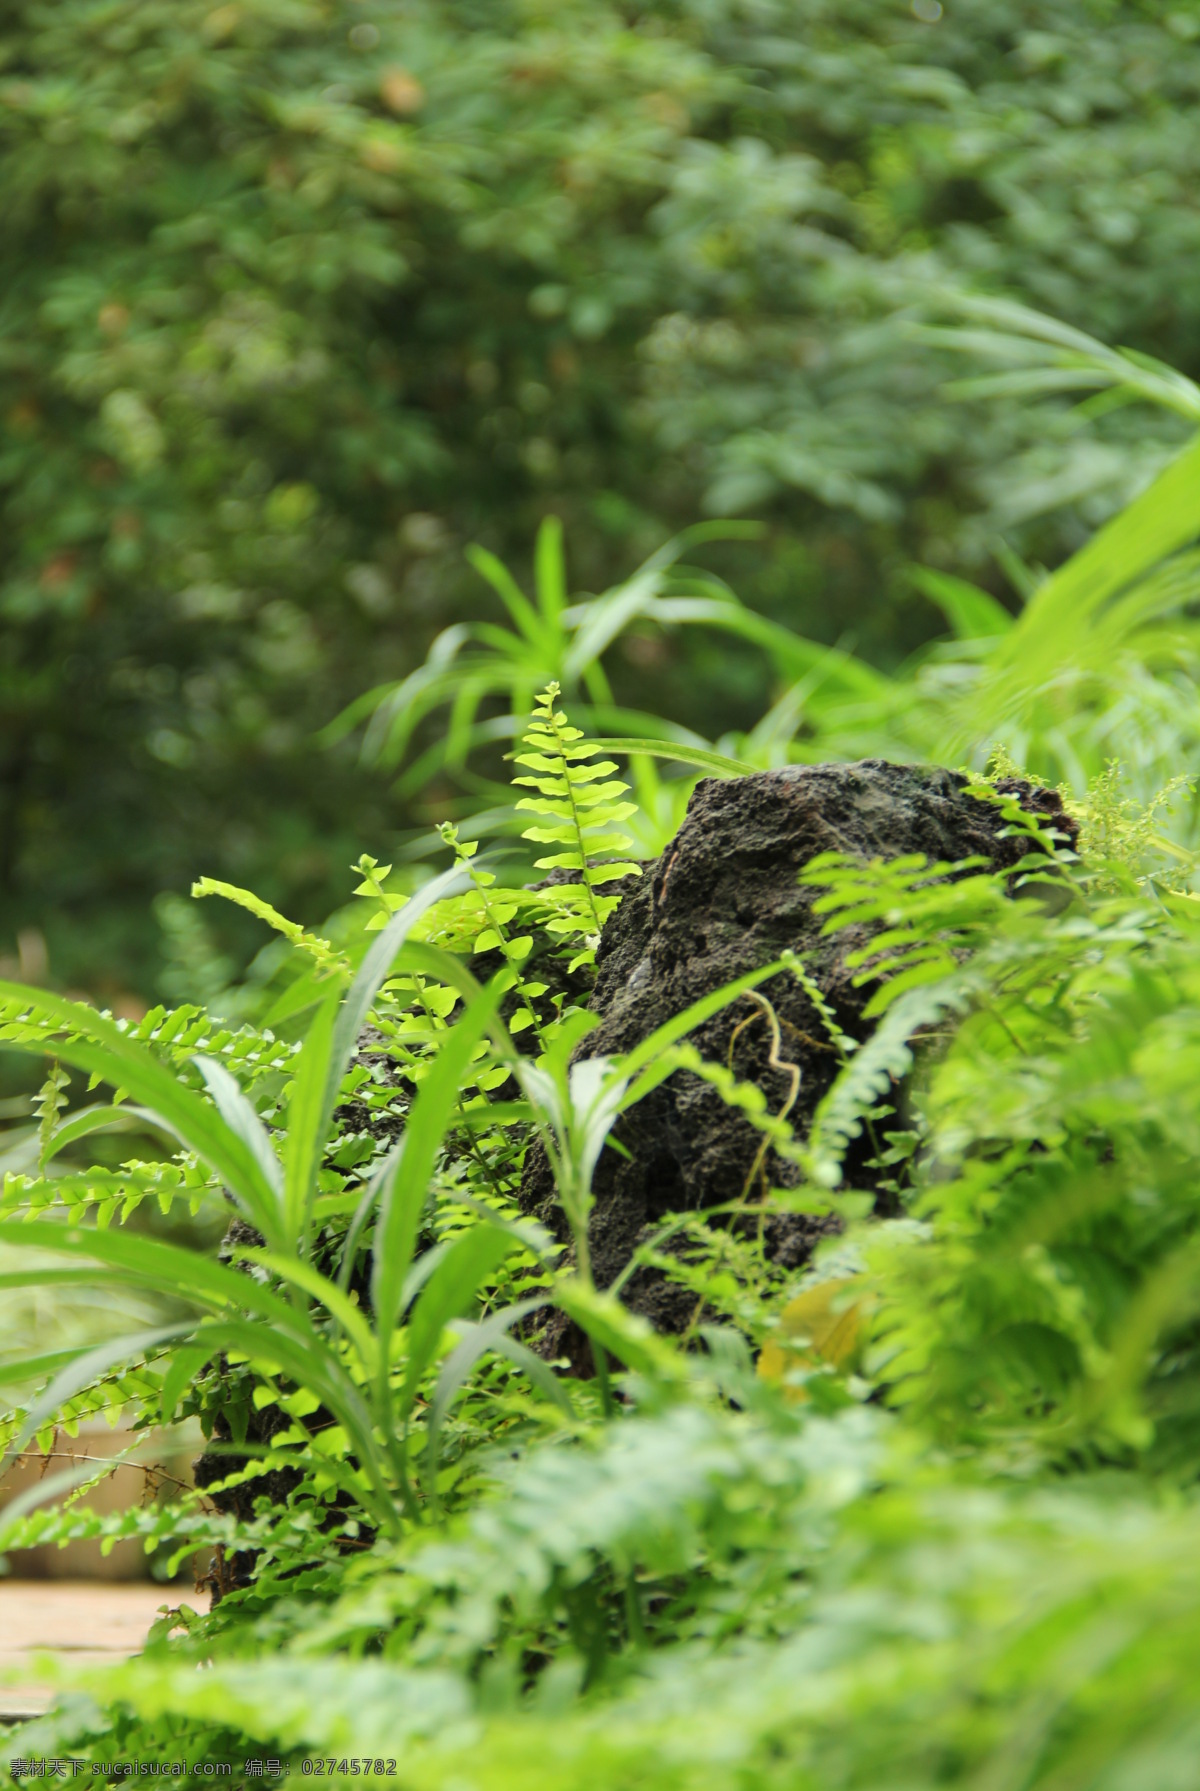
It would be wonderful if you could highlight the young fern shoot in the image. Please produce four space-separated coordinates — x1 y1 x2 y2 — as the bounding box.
511 683 641 963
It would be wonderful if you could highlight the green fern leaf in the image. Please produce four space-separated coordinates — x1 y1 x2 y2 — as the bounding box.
509 683 641 948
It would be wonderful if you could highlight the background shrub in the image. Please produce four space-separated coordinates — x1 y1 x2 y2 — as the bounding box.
4 0 1200 990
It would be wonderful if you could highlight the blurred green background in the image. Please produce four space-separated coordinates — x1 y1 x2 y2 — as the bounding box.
3 0 1199 1000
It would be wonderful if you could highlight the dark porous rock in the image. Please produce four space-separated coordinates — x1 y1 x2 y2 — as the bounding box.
519 759 1076 1369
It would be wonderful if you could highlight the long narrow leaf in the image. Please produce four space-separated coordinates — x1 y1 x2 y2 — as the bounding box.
591 738 757 778
43 1103 175 1161
465 543 548 649
535 514 568 625
424 1297 567 1493
553 1280 684 1381
195 1055 283 1234
398 1223 517 1428
159 1344 219 1425
953 431 1200 747
0 1219 322 1340
236 1247 377 1378
0 1347 99 1386
282 992 338 1254
336 1153 392 1295
371 980 508 1397
324 865 472 1145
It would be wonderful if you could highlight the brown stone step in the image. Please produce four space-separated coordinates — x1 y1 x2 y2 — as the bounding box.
0 1580 183 1721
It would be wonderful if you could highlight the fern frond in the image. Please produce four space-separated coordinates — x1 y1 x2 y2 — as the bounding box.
801 980 971 1187
192 877 349 974
801 849 1008 1015
33 1061 71 1171
510 683 641 947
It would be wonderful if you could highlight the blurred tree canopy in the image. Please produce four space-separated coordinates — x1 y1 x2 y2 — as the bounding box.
2 0 1199 994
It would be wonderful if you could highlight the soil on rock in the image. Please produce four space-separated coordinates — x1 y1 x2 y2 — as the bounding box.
519 759 1076 1370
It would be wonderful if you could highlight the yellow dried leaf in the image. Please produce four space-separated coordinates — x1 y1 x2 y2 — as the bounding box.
758 1277 867 1390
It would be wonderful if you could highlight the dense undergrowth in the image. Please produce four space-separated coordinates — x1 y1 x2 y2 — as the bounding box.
5 314 1200 1786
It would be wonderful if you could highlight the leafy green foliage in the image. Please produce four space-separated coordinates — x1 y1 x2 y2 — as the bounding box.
9 0 1200 990
14 314 1200 1790
9 691 1200 1788
376 332 1200 845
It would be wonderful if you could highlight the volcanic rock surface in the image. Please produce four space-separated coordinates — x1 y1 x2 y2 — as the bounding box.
519 759 1076 1366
